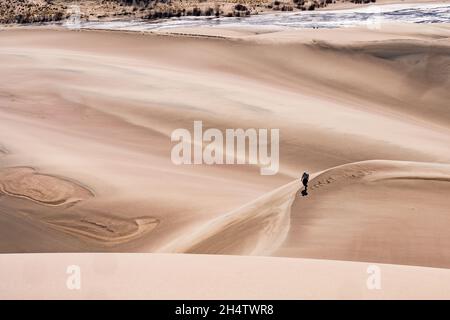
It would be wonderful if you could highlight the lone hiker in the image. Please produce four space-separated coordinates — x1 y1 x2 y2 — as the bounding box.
301 171 309 197
301 171 309 188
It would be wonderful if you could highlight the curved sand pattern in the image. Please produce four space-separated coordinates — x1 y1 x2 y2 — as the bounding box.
42 214 159 245
0 167 94 206
0 166 158 247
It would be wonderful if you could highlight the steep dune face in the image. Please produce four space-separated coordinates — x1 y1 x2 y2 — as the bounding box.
161 180 303 256
0 28 449 261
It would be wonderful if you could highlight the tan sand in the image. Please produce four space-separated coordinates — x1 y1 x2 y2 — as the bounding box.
0 166 93 206
160 179 305 256
1 253 450 299
275 160 450 268
0 25 449 278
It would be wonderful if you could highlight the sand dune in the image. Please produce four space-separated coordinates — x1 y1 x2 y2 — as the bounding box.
275 160 450 268
161 179 304 256
160 159 450 269
2 252 450 299
43 215 159 245
0 26 449 274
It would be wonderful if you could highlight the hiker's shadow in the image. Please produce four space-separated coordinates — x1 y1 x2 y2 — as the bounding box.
301 187 308 197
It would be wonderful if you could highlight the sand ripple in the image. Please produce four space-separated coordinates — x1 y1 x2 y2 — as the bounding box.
43 214 159 245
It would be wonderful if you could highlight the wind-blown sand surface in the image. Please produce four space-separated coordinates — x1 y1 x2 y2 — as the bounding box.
2 253 450 299
0 23 449 288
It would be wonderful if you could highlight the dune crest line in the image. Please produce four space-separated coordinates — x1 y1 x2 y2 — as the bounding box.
160 179 304 255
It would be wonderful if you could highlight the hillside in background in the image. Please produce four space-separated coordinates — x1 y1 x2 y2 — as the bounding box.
1 0 375 24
